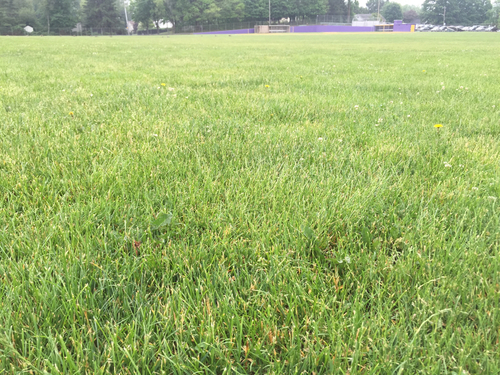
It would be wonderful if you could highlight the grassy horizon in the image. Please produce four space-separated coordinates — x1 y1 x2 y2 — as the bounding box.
0 34 499 373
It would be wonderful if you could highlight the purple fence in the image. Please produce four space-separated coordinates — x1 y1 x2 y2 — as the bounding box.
194 28 254 35
393 20 414 32
194 23 416 35
291 25 375 33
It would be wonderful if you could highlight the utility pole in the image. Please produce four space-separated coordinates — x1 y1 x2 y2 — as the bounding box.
124 0 130 34
439 5 446 26
269 0 271 25
377 0 381 23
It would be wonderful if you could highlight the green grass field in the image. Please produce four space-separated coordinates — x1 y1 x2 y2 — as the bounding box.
0 33 499 373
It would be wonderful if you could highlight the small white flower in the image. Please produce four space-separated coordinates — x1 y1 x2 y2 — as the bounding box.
400 102 403 104
168 87 175 91
318 137 323 141
417 92 420 95
436 91 440 93
375 124 379 126
157 87 160 89
472 187 479 190
441 82 444 85
488 196 497 201
185 96 189 99
465 87 468 90
444 162 452 168
62 89 65 92
300 158 304 161
354 105 359 109
90 94 93 97
345 256 351 264
442 86 445 90
390 101 393 104
407 115 411 118
378 118 383 123
493 105 496 108
460 86 463 89
152 133 158 137
339 139 343 142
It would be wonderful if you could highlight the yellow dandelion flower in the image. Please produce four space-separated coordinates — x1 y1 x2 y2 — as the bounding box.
265 85 270 88
69 111 74 116
161 83 166 86
422 70 426 72
434 124 442 128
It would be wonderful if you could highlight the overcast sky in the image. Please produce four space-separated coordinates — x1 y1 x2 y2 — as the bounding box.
359 0 423 7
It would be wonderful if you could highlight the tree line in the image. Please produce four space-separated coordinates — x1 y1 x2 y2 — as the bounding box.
125 0 364 32
0 0 498 34
368 0 496 24
0 0 127 33
0 0 367 33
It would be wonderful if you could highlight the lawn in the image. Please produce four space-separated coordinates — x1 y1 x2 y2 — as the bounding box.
0 33 499 374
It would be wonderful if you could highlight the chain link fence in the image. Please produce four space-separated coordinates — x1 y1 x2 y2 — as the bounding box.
0 15 353 36
12 14 493 36
0 26 130 36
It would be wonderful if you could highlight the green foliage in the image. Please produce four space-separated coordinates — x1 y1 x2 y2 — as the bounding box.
422 0 492 25
403 9 418 22
130 0 155 29
42 0 78 29
0 0 21 28
365 0 386 13
381 1 402 22
328 0 347 16
486 0 500 24
0 0 360 31
84 0 120 29
402 4 420 22
0 34 499 373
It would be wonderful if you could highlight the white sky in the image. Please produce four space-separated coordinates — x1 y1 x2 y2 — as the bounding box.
359 0 423 7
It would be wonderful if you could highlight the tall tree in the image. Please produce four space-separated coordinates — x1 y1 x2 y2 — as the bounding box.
131 0 155 29
17 0 38 27
457 0 491 24
328 0 347 19
421 0 463 25
381 1 402 22
0 0 20 28
366 0 387 13
84 0 120 30
403 9 419 22
489 0 500 24
42 0 77 33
